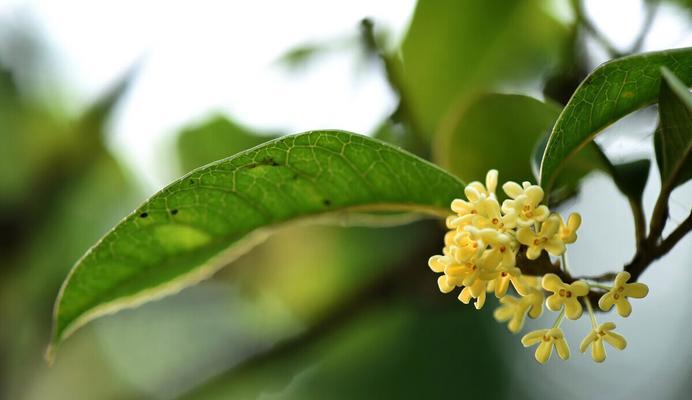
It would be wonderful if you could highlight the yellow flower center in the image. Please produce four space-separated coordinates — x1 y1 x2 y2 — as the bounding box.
558 289 572 298
533 237 547 246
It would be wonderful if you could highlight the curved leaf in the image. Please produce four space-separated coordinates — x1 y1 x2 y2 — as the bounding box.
654 67 692 189
48 130 464 357
539 47 692 191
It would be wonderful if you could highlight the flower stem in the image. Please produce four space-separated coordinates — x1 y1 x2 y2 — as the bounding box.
552 307 566 328
585 297 598 329
589 283 611 291
561 252 572 275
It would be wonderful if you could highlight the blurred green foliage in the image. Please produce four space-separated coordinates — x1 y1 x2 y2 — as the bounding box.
400 0 567 138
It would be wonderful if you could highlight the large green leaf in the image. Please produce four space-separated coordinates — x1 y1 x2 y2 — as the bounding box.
435 93 560 185
401 0 566 137
48 130 464 357
654 67 692 188
539 47 692 191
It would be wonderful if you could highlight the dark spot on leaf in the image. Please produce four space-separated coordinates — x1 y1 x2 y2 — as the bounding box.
171 209 178 215
140 212 148 218
189 179 195 185
323 199 332 207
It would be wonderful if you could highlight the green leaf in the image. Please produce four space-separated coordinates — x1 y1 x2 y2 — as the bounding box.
401 0 566 137
610 159 652 201
654 67 692 188
177 115 277 173
435 93 560 184
532 133 607 205
540 47 692 192
48 130 464 357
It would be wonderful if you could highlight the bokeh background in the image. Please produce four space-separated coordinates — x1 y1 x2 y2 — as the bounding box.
0 1 691 399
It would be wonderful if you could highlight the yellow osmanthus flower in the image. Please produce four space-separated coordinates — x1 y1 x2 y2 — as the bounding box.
488 266 523 298
501 181 550 228
558 213 582 244
459 278 487 309
542 273 589 319
579 322 627 363
494 289 544 332
598 271 649 317
516 215 565 260
521 328 570 364
425 169 632 365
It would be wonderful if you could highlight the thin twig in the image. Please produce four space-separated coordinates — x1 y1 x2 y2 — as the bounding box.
629 0 660 54
359 18 429 156
571 0 624 58
629 197 647 248
649 146 691 241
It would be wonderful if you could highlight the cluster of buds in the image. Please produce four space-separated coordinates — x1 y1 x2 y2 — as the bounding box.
428 170 649 364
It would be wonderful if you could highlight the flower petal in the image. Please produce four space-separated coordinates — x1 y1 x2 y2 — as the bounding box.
526 246 542 260
564 299 584 320
533 205 550 222
458 287 472 304
541 273 564 292
570 281 590 296
591 339 606 363
624 282 649 298
535 341 553 364
485 169 498 195
614 271 631 287
524 185 544 206
493 305 514 322
543 239 566 256
437 276 455 293
599 322 616 331
474 291 486 309
428 255 446 273
567 213 582 231
502 181 523 199
494 277 510 298
464 186 482 203
555 338 570 360
546 294 563 312
521 329 548 347
579 331 598 353
615 298 632 317
598 292 615 311
516 227 535 246
603 331 627 350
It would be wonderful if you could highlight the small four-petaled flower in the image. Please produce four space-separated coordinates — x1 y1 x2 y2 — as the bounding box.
598 271 649 317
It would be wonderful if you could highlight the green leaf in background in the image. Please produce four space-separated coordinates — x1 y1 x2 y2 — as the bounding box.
531 133 608 206
48 130 465 357
434 93 560 185
539 47 692 191
401 0 566 137
177 115 278 173
654 67 692 189
181 301 509 400
607 158 652 202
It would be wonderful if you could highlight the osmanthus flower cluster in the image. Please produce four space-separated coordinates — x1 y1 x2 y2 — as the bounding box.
428 170 650 364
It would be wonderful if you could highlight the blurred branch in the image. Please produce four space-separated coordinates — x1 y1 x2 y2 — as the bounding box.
359 18 428 157
629 0 660 54
571 0 624 58
629 197 647 247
